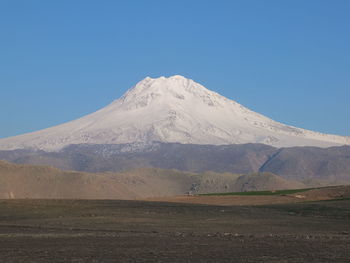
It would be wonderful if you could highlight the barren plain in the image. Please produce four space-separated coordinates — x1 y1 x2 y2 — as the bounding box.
0 188 349 262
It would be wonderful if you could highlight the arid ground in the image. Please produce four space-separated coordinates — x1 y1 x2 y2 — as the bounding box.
0 189 349 262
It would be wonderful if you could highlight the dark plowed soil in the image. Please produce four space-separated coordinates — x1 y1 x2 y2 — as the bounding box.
0 199 349 262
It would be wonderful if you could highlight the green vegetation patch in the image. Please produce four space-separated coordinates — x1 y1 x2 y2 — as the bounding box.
200 188 318 196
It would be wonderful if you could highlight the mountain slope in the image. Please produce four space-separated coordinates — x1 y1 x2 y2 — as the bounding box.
0 143 279 174
0 75 349 150
260 145 350 184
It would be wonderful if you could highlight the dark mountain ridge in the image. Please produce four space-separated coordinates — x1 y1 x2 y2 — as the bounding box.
0 142 349 185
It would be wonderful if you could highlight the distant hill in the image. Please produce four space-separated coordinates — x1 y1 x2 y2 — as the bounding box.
0 160 306 199
233 172 304 192
1 143 349 186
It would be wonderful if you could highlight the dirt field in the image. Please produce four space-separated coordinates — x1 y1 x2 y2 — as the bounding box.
0 198 349 262
145 185 350 206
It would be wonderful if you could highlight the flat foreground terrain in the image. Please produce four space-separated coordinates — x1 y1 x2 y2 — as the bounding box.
0 198 349 262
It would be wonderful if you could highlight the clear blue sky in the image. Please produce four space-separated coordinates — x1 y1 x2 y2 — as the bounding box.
1 0 349 138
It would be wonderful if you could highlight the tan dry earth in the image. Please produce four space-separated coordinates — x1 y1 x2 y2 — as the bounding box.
0 160 310 199
0 160 195 199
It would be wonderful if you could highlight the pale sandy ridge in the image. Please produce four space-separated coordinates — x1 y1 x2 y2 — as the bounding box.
0 160 309 200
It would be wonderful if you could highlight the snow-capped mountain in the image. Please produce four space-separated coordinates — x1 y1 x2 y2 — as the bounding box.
0 75 349 151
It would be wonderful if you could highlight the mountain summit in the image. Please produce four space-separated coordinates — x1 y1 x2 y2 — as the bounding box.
0 75 349 151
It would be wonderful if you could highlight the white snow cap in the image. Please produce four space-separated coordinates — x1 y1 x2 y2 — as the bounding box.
0 75 349 151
